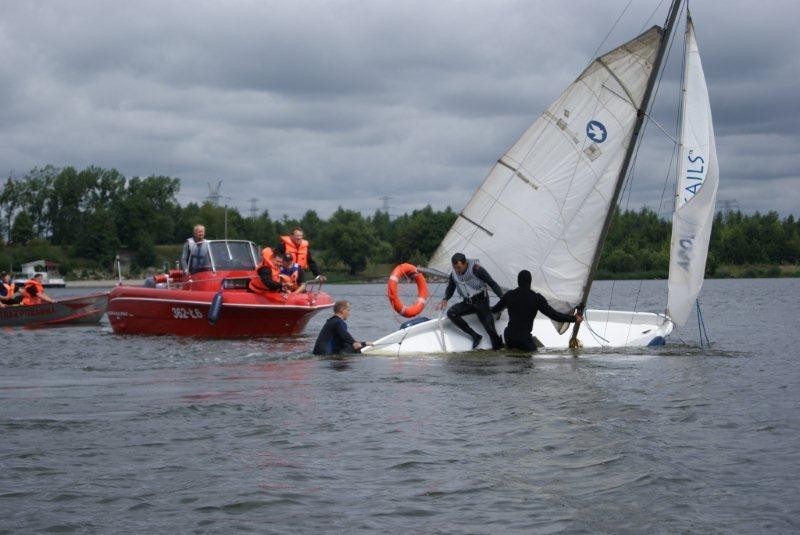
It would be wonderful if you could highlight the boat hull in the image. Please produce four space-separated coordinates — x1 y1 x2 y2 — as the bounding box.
107 285 334 337
0 293 108 328
362 308 674 355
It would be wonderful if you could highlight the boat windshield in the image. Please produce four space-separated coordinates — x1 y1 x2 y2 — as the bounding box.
207 241 258 271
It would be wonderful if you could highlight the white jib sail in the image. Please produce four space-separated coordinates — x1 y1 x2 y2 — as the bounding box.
428 27 662 314
667 18 719 327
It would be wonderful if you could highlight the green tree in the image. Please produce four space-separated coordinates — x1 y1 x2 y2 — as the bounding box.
17 166 57 238
48 166 96 245
76 207 121 267
0 176 21 243
242 210 277 247
392 205 456 264
369 210 392 242
10 212 35 244
299 210 322 242
114 175 181 268
320 208 376 274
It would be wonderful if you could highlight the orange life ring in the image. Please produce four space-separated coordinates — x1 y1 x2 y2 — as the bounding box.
387 263 429 318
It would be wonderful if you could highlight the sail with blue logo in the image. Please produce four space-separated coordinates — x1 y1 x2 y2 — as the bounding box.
667 18 719 327
427 27 662 315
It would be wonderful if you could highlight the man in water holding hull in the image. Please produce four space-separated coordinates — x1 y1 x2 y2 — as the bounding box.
313 300 373 355
437 253 504 350
491 269 583 351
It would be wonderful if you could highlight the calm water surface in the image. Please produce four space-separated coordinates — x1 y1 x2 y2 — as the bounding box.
1 279 798 533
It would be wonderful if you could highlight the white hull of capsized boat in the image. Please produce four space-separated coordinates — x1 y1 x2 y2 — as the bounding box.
362 309 674 356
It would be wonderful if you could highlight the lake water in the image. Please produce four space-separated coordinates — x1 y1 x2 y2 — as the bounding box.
1 278 798 533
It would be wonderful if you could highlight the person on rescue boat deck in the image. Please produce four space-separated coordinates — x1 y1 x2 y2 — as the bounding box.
436 253 504 349
180 224 211 274
248 247 286 293
0 271 22 307
491 269 583 351
280 253 306 293
277 227 326 282
21 273 55 306
313 300 372 355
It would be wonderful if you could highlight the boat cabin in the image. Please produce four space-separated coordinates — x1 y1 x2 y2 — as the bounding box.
203 240 261 272
178 240 263 292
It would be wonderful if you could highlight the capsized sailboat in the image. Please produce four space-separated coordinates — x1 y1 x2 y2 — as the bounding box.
364 1 718 355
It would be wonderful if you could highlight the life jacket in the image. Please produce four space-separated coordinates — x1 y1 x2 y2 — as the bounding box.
280 263 301 291
280 236 310 269
249 247 281 292
451 259 487 300
186 238 210 272
0 281 14 298
22 278 44 305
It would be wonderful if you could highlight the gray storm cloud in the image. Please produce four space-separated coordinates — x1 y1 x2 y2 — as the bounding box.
1 0 797 218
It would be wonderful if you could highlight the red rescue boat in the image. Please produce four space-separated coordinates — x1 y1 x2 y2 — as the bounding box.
107 240 334 337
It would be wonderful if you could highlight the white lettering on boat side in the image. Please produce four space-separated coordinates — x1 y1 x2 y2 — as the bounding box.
171 307 203 319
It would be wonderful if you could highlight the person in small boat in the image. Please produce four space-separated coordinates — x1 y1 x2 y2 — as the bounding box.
313 300 372 355
180 224 211 274
0 271 22 307
279 253 307 293
21 273 54 306
248 247 286 293
277 227 326 282
491 269 583 351
436 253 504 349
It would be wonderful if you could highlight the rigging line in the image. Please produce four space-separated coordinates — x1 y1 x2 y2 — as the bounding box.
657 142 679 217
583 312 611 345
697 299 711 346
657 8 689 218
640 0 668 34
625 279 646 346
645 115 679 145
590 0 635 62
604 278 617 338
618 1 685 211
696 299 704 347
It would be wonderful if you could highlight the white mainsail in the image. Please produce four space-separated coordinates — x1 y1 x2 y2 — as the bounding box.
427 27 662 315
667 18 719 327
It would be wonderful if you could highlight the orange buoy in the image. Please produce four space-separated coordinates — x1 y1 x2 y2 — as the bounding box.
387 263 429 318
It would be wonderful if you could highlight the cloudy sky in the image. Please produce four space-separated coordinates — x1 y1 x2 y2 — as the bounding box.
1 0 798 219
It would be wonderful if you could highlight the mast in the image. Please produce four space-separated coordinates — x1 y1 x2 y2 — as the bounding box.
569 0 684 346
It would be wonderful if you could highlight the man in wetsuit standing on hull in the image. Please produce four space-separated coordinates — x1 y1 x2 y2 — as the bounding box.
491 269 583 351
436 253 504 350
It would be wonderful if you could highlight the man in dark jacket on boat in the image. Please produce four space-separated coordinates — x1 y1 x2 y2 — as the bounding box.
313 300 372 355
491 269 583 351
436 253 504 350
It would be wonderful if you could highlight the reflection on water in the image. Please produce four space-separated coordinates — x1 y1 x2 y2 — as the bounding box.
1 279 799 532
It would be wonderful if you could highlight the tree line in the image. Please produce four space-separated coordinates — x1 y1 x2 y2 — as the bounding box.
1 165 798 278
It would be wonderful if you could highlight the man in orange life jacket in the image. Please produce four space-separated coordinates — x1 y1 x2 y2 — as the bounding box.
0 271 22 307
21 273 55 306
248 247 286 293
277 227 326 282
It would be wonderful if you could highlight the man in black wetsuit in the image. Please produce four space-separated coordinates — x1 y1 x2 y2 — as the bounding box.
313 300 372 355
436 253 504 350
491 269 583 351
